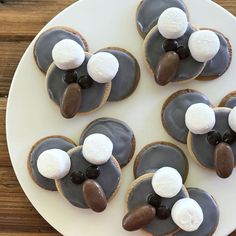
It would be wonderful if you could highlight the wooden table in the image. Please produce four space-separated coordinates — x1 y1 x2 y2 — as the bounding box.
0 0 236 235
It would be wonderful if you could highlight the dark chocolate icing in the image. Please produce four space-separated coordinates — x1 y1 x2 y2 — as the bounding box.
190 108 236 169
34 28 87 73
136 0 187 38
162 90 211 143
98 48 140 101
47 54 110 113
127 175 188 236
144 25 205 82
221 96 236 109
56 147 120 208
79 117 135 167
29 137 75 191
134 142 188 182
174 188 219 236
200 32 230 77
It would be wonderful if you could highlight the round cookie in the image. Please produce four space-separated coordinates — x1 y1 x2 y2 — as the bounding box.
134 142 188 182
125 173 189 236
97 47 140 101
197 29 232 81
56 146 121 209
144 25 205 84
162 89 212 144
219 91 236 108
188 107 236 170
28 136 76 191
46 53 111 116
136 0 188 38
79 117 135 167
34 27 88 73
174 188 219 236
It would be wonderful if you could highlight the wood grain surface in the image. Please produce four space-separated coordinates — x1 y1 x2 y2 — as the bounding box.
0 0 236 235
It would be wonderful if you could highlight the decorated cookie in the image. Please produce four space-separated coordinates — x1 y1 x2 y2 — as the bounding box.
137 1 231 85
28 136 76 191
162 89 236 178
123 142 219 235
79 117 135 167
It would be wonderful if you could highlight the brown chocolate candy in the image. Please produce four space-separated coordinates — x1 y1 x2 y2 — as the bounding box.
214 143 234 178
82 179 107 213
155 51 180 86
60 83 82 119
122 204 156 231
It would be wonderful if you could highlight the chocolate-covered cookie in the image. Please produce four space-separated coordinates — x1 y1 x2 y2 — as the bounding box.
124 173 189 235
136 0 188 38
134 142 188 182
174 188 219 236
79 117 135 168
56 146 121 210
34 27 88 73
28 136 76 191
97 47 140 101
219 91 236 108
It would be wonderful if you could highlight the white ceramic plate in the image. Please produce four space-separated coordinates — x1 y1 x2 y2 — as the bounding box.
6 0 236 235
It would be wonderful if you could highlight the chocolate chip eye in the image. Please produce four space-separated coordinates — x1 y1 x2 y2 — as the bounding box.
147 193 162 208
86 166 100 179
77 75 94 89
64 70 78 84
156 205 171 220
70 171 86 184
207 130 222 145
223 130 236 144
163 39 178 52
176 46 190 60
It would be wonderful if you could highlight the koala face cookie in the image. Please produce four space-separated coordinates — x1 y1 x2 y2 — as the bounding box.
162 89 236 179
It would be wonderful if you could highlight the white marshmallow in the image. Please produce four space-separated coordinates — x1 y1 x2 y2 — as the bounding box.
87 52 119 83
151 167 182 198
185 103 215 135
157 7 188 39
37 149 71 180
188 30 220 62
171 198 204 232
82 133 113 165
52 39 85 70
228 107 236 132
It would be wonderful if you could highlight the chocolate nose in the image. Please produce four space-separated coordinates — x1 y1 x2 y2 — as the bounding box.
122 204 156 231
82 179 107 212
214 142 235 178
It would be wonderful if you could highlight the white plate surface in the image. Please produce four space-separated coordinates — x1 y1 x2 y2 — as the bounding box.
6 0 236 235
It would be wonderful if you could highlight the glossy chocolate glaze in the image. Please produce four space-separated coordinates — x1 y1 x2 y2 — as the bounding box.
221 96 236 109
29 137 75 191
144 25 205 82
162 90 211 143
79 118 135 167
134 142 188 182
47 54 109 113
56 147 121 208
127 175 188 236
201 32 231 77
190 108 236 169
175 188 219 236
136 0 187 38
34 28 87 73
98 48 140 101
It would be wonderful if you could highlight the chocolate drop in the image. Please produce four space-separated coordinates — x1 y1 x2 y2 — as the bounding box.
154 51 180 86
60 83 82 119
122 204 156 231
214 143 234 178
82 179 107 212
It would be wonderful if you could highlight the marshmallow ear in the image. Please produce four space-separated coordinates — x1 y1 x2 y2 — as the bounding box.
87 52 119 83
82 133 113 165
185 103 215 135
228 107 236 133
188 30 220 63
